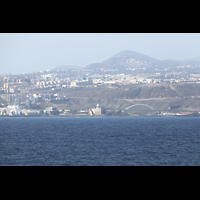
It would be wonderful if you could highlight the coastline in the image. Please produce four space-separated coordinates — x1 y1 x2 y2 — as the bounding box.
1 114 200 118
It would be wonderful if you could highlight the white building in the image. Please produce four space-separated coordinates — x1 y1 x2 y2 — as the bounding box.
89 104 102 116
6 105 22 116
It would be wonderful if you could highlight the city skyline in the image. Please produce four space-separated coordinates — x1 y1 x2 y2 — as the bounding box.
1 33 200 75
1 46 200 117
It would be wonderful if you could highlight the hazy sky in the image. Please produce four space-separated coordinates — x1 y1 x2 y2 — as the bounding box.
1 33 200 74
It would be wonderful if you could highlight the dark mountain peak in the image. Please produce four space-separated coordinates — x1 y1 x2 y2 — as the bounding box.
101 50 161 67
103 50 160 63
85 50 161 70
85 50 200 72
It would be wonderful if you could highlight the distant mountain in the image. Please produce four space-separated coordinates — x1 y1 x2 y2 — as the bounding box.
161 59 183 67
50 50 200 72
103 50 160 65
54 65 80 70
85 50 161 70
85 50 200 71
180 57 200 64
192 57 200 62
162 56 200 67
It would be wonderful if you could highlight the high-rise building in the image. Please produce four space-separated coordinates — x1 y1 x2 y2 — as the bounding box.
25 99 31 107
0 77 3 87
14 98 20 106
3 83 9 89
7 95 15 104
3 78 9 84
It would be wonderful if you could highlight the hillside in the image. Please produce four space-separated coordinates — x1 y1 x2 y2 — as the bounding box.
86 50 161 70
37 83 200 112
59 83 200 99
102 50 161 67
84 50 200 75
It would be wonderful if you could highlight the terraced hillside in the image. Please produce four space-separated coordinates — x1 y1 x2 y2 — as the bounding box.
32 83 200 112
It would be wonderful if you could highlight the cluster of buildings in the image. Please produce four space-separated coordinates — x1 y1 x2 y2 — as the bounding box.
1 77 30 94
0 105 40 117
0 104 103 117
0 105 60 117
1 69 200 94
63 72 200 87
0 75 63 93
1 65 200 117
65 73 200 88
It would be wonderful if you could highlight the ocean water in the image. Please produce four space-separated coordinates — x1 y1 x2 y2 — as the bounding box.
0 117 200 166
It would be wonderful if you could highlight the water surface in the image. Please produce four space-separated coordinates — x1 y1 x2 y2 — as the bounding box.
0 117 200 166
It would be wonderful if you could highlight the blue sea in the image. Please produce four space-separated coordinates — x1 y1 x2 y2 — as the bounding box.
0 117 200 166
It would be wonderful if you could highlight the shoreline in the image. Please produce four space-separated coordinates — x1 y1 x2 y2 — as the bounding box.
0 114 200 118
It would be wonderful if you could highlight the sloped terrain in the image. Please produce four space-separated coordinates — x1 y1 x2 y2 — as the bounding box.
86 50 161 70
38 83 200 112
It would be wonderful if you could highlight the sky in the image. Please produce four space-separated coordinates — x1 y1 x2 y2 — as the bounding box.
0 33 200 75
